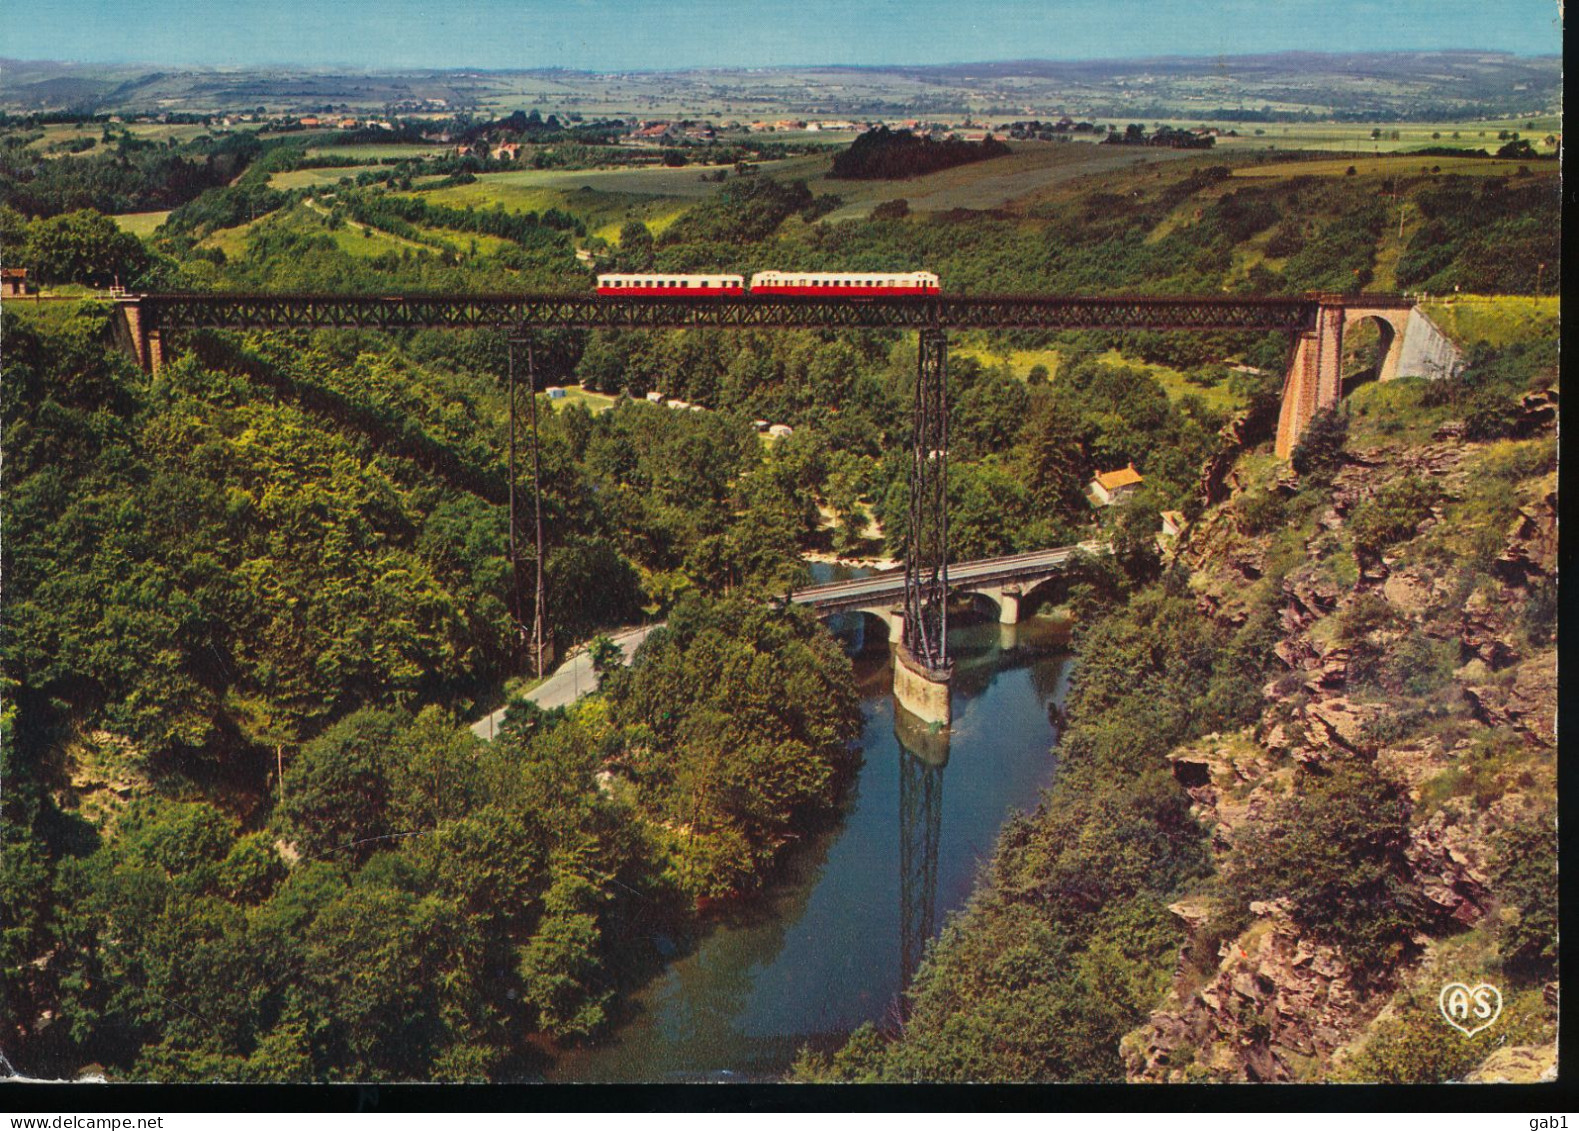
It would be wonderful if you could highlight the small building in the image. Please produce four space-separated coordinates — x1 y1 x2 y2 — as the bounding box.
492 142 522 161
1090 463 1143 506
545 386 566 400
666 399 690 410
1160 510 1186 539
751 419 769 431
2 267 31 297
645 391 665 403
768 424 794 439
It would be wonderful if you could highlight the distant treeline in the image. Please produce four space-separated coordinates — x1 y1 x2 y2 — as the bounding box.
342 192 586 243
1104 124 1216 149
829 127 1010 180
0 130 264 218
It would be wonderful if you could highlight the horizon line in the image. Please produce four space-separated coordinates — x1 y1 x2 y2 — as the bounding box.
3 45 1564 75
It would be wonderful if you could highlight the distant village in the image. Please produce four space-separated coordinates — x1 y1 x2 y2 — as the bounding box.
103 107 1228 155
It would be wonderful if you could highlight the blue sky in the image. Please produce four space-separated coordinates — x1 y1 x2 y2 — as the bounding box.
5 0 1564 69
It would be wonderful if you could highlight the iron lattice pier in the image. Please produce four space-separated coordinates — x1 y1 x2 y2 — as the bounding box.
904 330 951 675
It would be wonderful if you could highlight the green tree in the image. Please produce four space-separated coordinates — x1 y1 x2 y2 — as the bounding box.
1227 760 1427 975
588 634 624 675
1290 407 1348 481
617 220 655 271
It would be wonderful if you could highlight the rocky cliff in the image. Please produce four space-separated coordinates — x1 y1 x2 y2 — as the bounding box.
1122 387 1558 1083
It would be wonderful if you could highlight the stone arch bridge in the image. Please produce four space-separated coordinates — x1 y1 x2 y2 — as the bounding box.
790 543 1101 724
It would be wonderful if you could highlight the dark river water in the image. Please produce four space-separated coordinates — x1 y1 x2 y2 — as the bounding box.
545 564 1073 1082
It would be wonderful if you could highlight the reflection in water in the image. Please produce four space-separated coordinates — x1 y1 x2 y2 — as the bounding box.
897 735 945 1001
545 589 1071 1082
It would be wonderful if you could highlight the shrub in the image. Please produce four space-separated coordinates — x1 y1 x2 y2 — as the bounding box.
1237 488 1287 535
1350 476 1437 557
1291 408 1348 482
1462 387 1524 441
1491 812 1558 981
1521 577 1557 647
1337 986 1552 1082
1227 760 1427 975
869 198 911 221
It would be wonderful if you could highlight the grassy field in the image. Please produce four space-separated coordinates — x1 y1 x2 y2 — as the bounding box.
409 168 724 243
390 141 1213 239
1092 349 1244 413
1421 296 1560 349
789 141 1204 222
549 387 620 414
269 165 388 189
26 120 227 155
199 215 266 258
198 201 425 260
305 144 449 160
115 210 172 238
952 343 1063 382
1149 117 1561 156
951 341 1243 414
1233 154 1557 180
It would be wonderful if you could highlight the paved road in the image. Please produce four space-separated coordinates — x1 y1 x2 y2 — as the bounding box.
470 624 660 741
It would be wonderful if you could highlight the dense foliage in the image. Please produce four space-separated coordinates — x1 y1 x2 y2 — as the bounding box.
3 121 1558 1085
1227 761 1428 972
0 129 261 218
829 127 1010 180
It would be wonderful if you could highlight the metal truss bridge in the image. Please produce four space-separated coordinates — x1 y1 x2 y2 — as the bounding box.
118 290 1331 334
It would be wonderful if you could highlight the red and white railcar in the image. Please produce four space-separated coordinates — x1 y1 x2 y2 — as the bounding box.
596 273 745 295
747 271 940 295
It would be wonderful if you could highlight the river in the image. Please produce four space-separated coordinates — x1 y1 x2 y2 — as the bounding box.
544 564 1073 1082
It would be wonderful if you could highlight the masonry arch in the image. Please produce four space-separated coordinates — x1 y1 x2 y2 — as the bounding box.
822 607 902 656
1340 312 1401 398
1018 574 1073 616
956 590 1005 623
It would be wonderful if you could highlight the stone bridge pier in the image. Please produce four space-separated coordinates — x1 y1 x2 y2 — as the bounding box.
1276 296 1460 458
114 298 164 374
838 566 1069 728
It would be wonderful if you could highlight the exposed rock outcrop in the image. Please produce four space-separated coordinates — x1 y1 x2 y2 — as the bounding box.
1124 902 1374 1082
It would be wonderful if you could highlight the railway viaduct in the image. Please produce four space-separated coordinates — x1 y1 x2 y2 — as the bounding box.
108 289 1455 728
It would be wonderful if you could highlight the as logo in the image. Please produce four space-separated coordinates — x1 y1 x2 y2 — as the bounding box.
1438 982 1502 1037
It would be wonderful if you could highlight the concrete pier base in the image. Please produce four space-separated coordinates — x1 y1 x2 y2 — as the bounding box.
893 643 951 728
894 704 951 767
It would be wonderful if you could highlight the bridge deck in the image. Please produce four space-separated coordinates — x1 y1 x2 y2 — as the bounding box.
112 292 1415 333
792 543 1102 611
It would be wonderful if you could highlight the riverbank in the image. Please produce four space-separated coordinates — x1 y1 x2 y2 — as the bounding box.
802 550 900 571
545 609 1074 1081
